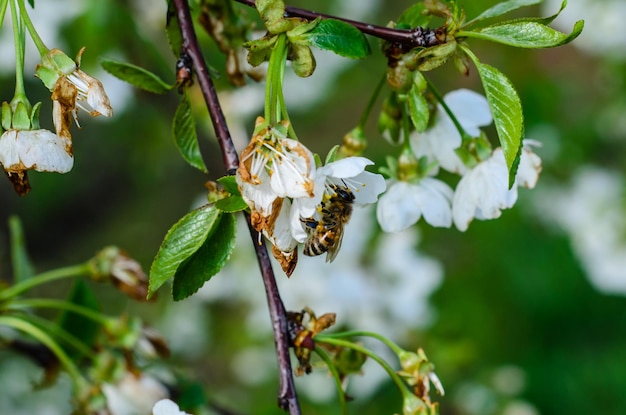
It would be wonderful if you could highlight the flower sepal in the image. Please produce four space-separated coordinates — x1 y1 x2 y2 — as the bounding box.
1 97 42 131
36 48 78 90
454 133 493 170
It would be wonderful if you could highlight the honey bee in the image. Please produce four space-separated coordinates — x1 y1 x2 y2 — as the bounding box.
301 184 355 262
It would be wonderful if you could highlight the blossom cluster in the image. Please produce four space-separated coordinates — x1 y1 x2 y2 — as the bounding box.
236 116 386 275
377 89 543 233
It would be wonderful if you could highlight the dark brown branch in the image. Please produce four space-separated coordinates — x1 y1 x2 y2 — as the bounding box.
173 0 239 174
245 213 301 413
171 1 301 413
233 0 444 49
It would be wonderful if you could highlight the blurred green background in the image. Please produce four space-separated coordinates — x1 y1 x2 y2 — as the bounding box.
1 0 625 414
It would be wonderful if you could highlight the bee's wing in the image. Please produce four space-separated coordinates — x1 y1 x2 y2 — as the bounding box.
325 225 344 263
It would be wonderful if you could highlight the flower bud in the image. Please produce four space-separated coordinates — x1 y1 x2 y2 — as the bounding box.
88 246 150 301
338 126 367 158
290 43 316 77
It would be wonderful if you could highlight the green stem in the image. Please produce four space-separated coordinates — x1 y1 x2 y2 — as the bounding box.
0 315 88 390
9 0 25 98
9 216 33 283
266 34 287 125
264 34 299 139
16 0 48 56
315 336 414 402
7 298 109 325
0 263 91 301
314 346 348 415
454 30 493 42
0 0 9 31
318 330 404 355
17 312 98 360
425 76 471 141
358 74 386 129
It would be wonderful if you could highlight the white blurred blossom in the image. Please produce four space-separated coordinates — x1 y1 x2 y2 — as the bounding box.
152 399 191 415
533 167 626 294
103 373 169 415
543 0 626 59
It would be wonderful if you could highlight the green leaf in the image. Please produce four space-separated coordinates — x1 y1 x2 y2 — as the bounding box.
215 196 248 213
166 0 182 55
8 216 34 284
531 0 568 25
465 0 542 26
217 176 240 196
407 85 429 133
173 92 208 173
172 212 236 300
302 19 370 59
468 20 584 48
148 204 221 298
101 59 172 94
467 50 523 187
396 3 431 28
324 145 340 164
58 280 102 358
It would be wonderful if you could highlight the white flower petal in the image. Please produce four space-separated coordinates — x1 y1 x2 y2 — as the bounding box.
320 157 373 178
452 148 517 231
418 177 454 227
348 170 387 205
269 138 315 198
152 399 190 415
0 129 73 173
376 178 452 232
410 111 467 175
377 181 422 232
68 69 113 117
516 142 542 188
445 88 492 136
267 198 298 252
239 169 276 215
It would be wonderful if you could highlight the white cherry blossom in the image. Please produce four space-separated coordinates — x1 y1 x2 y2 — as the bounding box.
237 118 316 218
377 178 453 232
452 142 542 231
411 89 492 174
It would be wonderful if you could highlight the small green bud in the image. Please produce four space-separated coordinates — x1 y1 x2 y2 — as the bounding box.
245 35 278 66
339 126 367 158
414 41 457 72
290 44 315 77
403 393 426 415
453 50 471 77
387 60 413 93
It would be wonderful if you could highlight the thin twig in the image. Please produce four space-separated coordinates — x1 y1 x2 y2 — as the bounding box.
245 213 301 413
233 0 444 48
171 1 301 413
